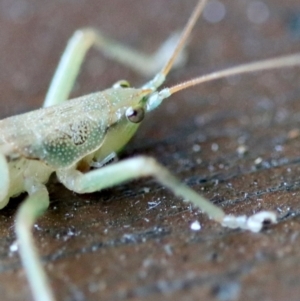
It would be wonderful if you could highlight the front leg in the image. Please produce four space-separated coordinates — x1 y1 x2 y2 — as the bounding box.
15 180 54 301
57 156 276 232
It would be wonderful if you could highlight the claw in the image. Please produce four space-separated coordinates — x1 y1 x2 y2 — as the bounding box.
222 211 277 232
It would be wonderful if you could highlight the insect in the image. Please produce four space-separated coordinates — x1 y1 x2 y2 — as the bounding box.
1 0 300 300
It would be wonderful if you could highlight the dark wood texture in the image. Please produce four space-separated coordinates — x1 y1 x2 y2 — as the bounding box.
0 0 300 300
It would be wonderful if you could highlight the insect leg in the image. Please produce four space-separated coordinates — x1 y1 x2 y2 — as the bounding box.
58 156 225 221
57 156 276 232
15 181 54 301
43 28 187 108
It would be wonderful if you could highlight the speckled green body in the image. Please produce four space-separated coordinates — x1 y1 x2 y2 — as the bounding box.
0 86 150 204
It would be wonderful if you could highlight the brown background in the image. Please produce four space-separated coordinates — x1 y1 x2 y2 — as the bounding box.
0 0 300 300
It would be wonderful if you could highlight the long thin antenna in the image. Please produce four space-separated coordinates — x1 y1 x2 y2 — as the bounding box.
161 0 207 77
143 0 207 90
146 53 300 111
169 53 300 95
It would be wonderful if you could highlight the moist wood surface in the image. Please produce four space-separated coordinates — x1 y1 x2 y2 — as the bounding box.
0 0 300 300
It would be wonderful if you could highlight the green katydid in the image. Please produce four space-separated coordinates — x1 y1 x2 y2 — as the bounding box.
0 0 299 300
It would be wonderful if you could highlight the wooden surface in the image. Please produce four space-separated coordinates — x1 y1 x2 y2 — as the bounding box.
0 0 300 300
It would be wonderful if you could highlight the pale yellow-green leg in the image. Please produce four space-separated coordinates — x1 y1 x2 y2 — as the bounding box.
57 156 225 223
43 28 186 107
15 182 54 301
57 156 277 232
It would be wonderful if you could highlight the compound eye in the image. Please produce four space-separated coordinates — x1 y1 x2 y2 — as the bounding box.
126 107 145 123
113 80 130 88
